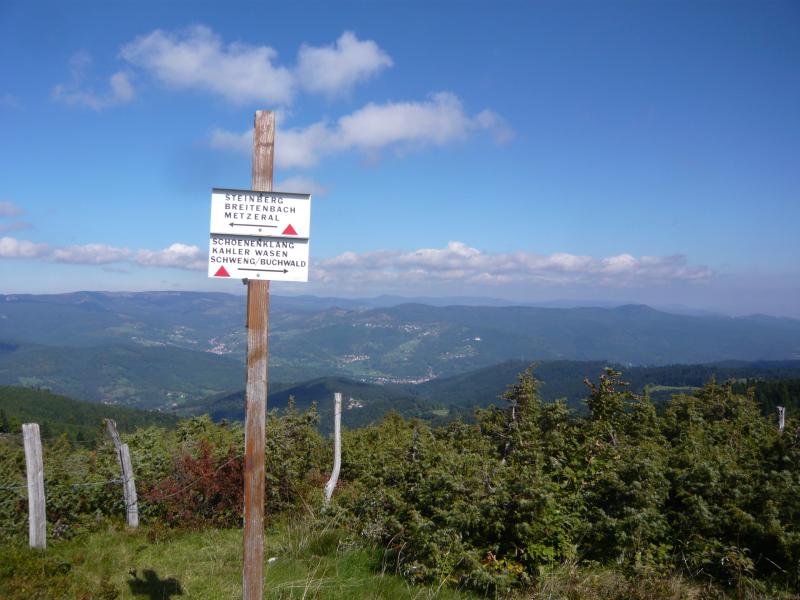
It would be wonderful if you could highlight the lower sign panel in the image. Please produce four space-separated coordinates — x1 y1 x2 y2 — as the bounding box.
208 234 309 282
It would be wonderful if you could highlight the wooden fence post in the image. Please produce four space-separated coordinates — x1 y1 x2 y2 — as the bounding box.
22 423 46 549
324 392 342 506
105 419 139 528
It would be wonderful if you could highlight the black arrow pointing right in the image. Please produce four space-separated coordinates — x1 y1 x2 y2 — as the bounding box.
240 268 289 274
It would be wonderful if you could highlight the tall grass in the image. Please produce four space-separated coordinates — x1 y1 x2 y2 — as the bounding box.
0 518 477 599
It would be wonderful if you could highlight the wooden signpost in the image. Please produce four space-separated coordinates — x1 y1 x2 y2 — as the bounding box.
209 110 311 600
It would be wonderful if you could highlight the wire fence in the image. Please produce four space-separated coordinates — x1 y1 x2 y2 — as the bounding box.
1 431 112 446
0 482 26 492
0 439 247 539
0 411 325 549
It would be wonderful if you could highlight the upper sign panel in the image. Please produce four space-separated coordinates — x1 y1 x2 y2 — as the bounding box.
210 187 311 239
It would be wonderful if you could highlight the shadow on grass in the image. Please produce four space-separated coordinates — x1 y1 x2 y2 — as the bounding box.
127 569 183 599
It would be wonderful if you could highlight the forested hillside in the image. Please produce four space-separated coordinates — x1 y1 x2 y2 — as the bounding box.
0 341 244 408
184 359 800 434
0 386 177 443
732 378 800 414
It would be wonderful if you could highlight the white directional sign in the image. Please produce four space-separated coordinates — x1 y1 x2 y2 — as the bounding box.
208 234 309 282
208 186 312 282
210 188 311 239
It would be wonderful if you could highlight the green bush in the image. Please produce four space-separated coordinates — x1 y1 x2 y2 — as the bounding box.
337 369 800 595
1 369 797 598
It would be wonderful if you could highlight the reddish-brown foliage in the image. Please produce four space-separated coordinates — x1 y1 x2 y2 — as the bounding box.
147 442 243 528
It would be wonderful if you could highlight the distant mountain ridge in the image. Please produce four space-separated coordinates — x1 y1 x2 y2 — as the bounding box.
1 292 798 389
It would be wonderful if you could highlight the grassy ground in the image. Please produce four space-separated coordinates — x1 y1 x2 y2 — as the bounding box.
0 520 477 600
1 520 794 599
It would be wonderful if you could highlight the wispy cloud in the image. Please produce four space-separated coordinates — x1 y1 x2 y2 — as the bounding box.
0 237 204 271
53 51 134 110
275 176 328 196
0 201 23 217
52 243 132 264
315 242 713 287
211 92 510 168
0 234 714 289
134 243 206 270
0 201 30 234
0 221 33 234
0 93 23 110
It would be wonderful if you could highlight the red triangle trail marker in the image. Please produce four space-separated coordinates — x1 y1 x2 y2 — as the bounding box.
282 224 298 236
214 265 231 277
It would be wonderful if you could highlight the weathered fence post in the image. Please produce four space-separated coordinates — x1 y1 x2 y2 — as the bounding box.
324 392 342 506
105 419 139 528
22 423 46 549
778 406 786 433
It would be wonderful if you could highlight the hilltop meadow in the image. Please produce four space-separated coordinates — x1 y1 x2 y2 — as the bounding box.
1 367 798 599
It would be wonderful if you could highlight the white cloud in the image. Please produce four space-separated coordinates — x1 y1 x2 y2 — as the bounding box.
134 243 205 270
296 31 392 96
52 243 131 264
0 201 23 217
212 92 509 168
119 27 391 104
120 25 294 105
315 242 713 287
0 237 205 271
337 93 487 148
275 176 328 196
276 121 334 168
0 237 49 259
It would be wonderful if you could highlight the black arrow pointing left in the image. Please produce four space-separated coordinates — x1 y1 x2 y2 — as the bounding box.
229 223 277 229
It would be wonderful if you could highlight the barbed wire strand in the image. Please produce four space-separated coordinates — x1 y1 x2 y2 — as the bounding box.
0 483 27 492
1 450 245 516
0 495 23 509
46 478 124 491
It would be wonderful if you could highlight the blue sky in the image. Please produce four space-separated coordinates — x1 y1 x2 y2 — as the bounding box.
1 1 798 316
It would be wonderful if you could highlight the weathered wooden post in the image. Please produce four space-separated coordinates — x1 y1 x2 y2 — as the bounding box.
105 419 139 527
323 392 342 506
778 406 786 433
242 110 274 600
22 423 46 549
208 110 311 600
